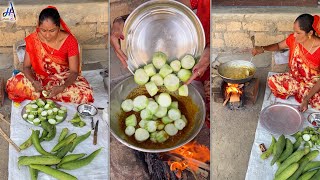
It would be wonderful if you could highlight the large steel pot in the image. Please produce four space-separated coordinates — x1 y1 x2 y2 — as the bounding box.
121 0 205 74
110 76 205 153
217 60 256 84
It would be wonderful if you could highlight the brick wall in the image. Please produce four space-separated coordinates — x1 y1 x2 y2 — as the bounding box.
0 2 108 53
213 0 318 6
212 7 320 53
110 0 148 24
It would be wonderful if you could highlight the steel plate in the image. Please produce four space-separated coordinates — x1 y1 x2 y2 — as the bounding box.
21 101 67 126
121 0 205 74
260 104 303 135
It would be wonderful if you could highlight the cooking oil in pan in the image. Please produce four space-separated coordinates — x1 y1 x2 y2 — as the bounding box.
118 86 199 149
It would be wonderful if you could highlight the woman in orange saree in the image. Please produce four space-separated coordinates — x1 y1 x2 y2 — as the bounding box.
6 6 94 104
252 14 320 111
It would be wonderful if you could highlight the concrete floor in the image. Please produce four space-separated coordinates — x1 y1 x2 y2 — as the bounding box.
0 49 108 180
211 52 272 180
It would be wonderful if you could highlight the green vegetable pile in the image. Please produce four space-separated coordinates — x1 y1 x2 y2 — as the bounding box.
134 51 196 97
69 113 86 127
18 128 101 180
292 127 320 149
121 92 188 143
22 99 67 126
261 129 320 180
19 121 58 150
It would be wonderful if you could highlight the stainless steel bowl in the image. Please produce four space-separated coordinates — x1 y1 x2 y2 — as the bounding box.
260 104 303 135
110 76 205 153
77 104 98 118
121 0 205 74
307 112 320 128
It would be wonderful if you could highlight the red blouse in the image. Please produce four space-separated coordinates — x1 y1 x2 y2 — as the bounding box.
39 34 79 60
190 0 210 46
26 34 79 60
286 33 320 70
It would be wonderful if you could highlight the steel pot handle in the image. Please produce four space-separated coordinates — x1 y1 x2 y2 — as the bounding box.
251 36 255 47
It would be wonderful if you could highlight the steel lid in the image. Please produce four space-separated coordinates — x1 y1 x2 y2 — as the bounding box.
121 0 205 74
260 104 303 135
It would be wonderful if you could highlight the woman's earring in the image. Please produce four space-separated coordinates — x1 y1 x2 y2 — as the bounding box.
309 35 311 39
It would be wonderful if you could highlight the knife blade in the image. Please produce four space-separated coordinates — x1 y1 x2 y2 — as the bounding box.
93 120 99 145
91 117 94 130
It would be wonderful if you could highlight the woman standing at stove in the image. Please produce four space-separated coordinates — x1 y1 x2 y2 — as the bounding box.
252 14 320 111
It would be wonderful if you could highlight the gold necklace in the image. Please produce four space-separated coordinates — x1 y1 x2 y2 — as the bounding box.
302 38 315 56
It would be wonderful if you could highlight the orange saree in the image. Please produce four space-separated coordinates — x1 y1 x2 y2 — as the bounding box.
6 7 93 104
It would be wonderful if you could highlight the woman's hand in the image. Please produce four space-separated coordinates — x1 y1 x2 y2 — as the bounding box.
185 46 210 85
32 81 43 92
47 85 65 98
110 18 128 68
299 98 309 112
185 60 208 85
252 46 264 56
299 80 320 112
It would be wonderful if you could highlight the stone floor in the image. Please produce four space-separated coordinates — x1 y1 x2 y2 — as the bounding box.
0 49 108 180
211 52 272 180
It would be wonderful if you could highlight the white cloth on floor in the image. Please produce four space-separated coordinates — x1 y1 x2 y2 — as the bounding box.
245 72 320 180
8 69 109 180
274 50 289 65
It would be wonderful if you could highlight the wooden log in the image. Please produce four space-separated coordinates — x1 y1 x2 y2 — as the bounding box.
0 126 20 152
229 93 240 102
134 151 179 180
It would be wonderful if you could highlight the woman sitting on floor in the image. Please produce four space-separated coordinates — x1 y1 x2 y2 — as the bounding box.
252 14 320 111
6 6 94 104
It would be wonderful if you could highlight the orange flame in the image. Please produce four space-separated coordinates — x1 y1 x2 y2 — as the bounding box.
226 83 242 95
167 141 210 177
